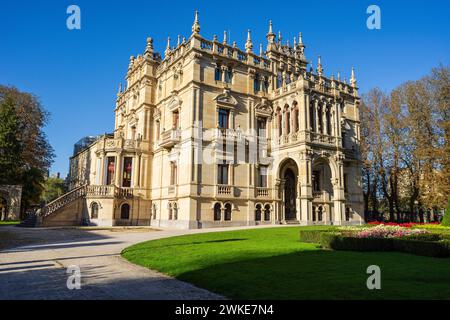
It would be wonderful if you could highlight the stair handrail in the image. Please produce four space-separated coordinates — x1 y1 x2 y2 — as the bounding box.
40 184 87 218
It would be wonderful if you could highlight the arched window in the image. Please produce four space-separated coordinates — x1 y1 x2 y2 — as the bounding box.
173 203 178 220
255 204 262 221
277 109 282 137
214 203 221 221
264 204 271 221
318 206 323 221
292 103 299 132
224 203 232 221
285 107 290 134
312 206 316 221
91 202 99 219
309 102 315 131
326 107 331 135
121 203 130 220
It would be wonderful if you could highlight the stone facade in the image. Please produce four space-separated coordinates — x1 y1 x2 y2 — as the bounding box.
63 12 364 229
0 185 22 220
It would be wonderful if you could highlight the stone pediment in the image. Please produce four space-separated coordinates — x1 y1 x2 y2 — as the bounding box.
254 98 273 117
168 91 182 111
214 88 238 108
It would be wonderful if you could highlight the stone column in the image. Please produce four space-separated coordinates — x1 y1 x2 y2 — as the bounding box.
99 152 106 185
314 100 320 133
299 150 313 224
115 152 123 187
333 156 345 224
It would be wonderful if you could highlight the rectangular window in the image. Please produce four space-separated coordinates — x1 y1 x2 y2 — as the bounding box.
172 111 179 129
106 157 116 185
217 164 229 185
218 109 229 129
122 157 133 187
258 166 268 188
170 162 177 186
215 67 222 81
254 77 260 93
224 69 232 83
344 173 348 193
257 118 267 137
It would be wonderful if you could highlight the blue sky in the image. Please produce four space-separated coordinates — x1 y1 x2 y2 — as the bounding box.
0 0 449 177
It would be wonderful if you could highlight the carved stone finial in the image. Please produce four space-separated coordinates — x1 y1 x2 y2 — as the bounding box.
232 41 237 48
259 43 263 57
350 67 357 87
213 34 218 42
192 10 200 34
223 31 227 44
177 35 181 46
337 71 341 82
278 31 282 44
266 20 275 44
128 55 135 69
316 55 323 76
298 32 303 44
245 29 253 53
165 37 171 56
145 37 154 56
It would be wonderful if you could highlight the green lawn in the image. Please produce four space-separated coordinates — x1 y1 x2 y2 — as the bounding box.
0 220 19 226
122 226 450 299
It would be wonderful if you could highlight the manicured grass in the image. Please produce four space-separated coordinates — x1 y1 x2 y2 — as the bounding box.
122 226 450 299
0 220 19 226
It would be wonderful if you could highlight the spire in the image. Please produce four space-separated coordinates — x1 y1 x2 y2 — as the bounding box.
316 55 323 76
350 67 357 87
298 32 303 45
309 60 313 73
266 20 275 43
293 36 297 48
192 10 200 34
144 37 154 56
165 36 171 56
337 71 341 82
259 43 263 57
177 35 181 46
245 29 253 53
278 31 282 44
223 31 227 44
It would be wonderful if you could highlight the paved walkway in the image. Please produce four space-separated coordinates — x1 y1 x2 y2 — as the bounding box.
0 224 281 300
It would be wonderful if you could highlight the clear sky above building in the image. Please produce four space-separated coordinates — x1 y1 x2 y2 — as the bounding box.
1 0 449 176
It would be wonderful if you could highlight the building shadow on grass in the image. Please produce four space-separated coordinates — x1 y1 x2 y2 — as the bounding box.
173 250 450 300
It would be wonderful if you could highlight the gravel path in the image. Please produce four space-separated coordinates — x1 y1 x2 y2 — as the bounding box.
0 225 283 300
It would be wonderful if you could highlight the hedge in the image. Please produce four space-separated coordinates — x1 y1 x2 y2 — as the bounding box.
299 229 336 243
318 233 450 258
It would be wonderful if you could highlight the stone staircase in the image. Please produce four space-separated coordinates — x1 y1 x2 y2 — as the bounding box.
17 185 87 228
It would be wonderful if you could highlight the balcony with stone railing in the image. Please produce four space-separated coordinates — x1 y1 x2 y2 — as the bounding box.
215 184 234 198
256 187 270 198
159 128 181 148
312 190 331 202
98 137 144 152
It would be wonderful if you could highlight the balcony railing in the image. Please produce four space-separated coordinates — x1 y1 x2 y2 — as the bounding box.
216 184 233 197
256 187 269 198
159 128 181 148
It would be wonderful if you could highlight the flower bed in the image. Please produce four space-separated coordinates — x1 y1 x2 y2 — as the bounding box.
367 221 440 228
299 225 450 258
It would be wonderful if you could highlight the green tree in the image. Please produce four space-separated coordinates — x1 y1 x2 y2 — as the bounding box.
41 177 67 203
0 96 23 183
442 197 450 226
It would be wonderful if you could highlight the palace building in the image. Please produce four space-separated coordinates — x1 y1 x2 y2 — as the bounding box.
40 12 364 228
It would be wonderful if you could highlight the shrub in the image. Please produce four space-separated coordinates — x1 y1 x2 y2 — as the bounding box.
299 229 335 243
319 233 450 257
402 233 442 241
392 239 450 258
441 197 450 227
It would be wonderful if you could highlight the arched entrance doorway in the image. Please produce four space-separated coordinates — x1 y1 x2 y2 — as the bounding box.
284 168 297 220
278 158 299 222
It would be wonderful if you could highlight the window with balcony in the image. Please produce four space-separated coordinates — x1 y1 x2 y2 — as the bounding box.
218 108 229 129
106 156 116 185
217 163 229 185
122 157 133 187
256 117 267 137
313 170 320 191
172 110 179 129
257 166 268 188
